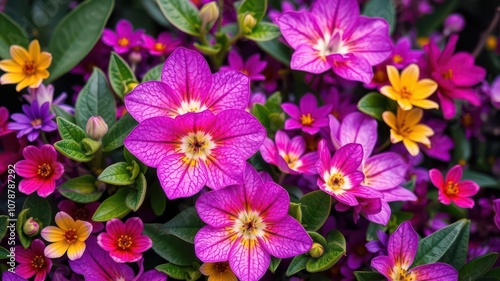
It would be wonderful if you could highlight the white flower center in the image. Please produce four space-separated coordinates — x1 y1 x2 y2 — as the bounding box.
323 168 351 194
279 150 303 170
176 100 208 116
232 210 266 241
179 131 215 162
313 32 349 58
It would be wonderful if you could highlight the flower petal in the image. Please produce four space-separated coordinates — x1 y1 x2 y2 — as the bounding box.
260 216 312 258
0 59 22 72
55 211 75 231
371 255 392 279
194 226 235 262
363 152 407 190
291 44 331 74
277 11 321 49
331 143 363 173
445 165 462 183
67 240 86 260
205 147 244 189
339 112 377 161
388 221 417 270
125 81 180 121
410 262 458 280
44 241 69 259
229 238 270 281
207 70 249 113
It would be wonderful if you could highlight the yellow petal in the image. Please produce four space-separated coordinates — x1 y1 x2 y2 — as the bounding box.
10 45 31 66
410 124 434 137
386 65 401 91
44 241 69 259
15 75 34 92
75 220 92 241
67 240 86 261
411 99 439 110
29 40 41 63
403 138 420 156
37 52 52 70
401 64 419 91
1 73 26 84
390 129 404 144
380 86 399 101
382 111 397 130
0 59 22 72
413 79 438 99
397 98 413 111
200 263 217 276
55 211 76 231
405 108 423 127
41 226 65 242
36 69 50 80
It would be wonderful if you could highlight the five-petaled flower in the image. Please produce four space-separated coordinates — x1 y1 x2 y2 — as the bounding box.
102 19 144 54
371 221 458 281
14 239 52 281
199 261 238 281
281 93 332 135
194 164 312 281
8 100 57 142
429 164 479 208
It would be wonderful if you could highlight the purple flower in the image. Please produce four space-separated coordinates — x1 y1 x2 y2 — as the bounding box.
281 93 332 135
8 101 56 142
494 199 500 230
372 221 458 281
220 51 267 81
277 0 392 83
320 88 357 121
421 119 453 161
444 13 465 36
102 19 144 54
23 84 74 114
142 32 179 56
389 37 423 69
366 230 388 255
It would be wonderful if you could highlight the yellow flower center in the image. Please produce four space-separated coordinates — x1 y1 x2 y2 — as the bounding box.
64 228 78 244
117 234 133 250
282 152 301 170
153 42 166 52
180 131 215 163
393 54 403 64
31 118 42 127
446 181 459 195
328 172 345 191
441 69 453 80
487 35 497 50
117 37 129 47
37 163 52 178
31 255 45 270
300 113 314 126
233 210 266 241
391 267 416 281
400 86 412 99
23 61 36 75
398 120 414 137
214 261 230 273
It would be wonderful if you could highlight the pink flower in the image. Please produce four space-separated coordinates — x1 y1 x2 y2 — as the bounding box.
58 200 104 233
389 37 423 69
0 106 12 136
260 130 318 175
424 35 486 119
15 145 64 197
125 47 250 120
15 239 52 281
125 110 266 199
97 217 152 263
429 165 480 208
372 221 458 281
102 19 144 54
281 93 332 135
141 32 179 56
194 164 312 281
277 0 392 83
494 199 500 230
220 51 267 81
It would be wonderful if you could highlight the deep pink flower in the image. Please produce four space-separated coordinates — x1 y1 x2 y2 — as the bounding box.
494 199 500 230
125 47 250 120
282 93 332 135
424 35 486 119
220 51 267 81
429 165 480 208
141 32 179 56
15 239 52 281
125 110 265 199
15 145 64 197
102 19 144 54
372 221 458 281
194 164 312 281
58 200 104 233
260 130 318 175
0 106 11 136
97 217 152 263
277 0 392 83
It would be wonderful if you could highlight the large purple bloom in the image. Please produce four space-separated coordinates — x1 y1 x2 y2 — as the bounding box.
8 101 56 142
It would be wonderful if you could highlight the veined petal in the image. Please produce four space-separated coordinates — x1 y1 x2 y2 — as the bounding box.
75 220 92 241
334 191 359 206
195 226 235 262
15 160 38 177
388 221 418 270
259 139 277 165
44 241 69 259
339 112 377 161
363 152 407 190
67 240 86 260
371 255 393 279
316 139 331 177
277 11 321 49
260 216 312 258
125 81 180 121
274 130 290 152
196 187 243 228
205 147 244 190
55 211 75 231
413 79 438 99
365 201 391 225
207 71 249 113
291 44 331 74
158 153 208 199
311 0 359 36
410 262 458 280
229 237 270 281
331 143 363 174
41 226 65 242
382 186 417 202
328 53 373 84
18 177 42 195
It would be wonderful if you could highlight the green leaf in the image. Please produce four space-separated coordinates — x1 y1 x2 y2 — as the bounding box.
265 92 282 112
159 207 204 243
451 127 470 163
482 267 500 279
252 103 270 127
81 138 101 155
0 13 29 59
75 68 116 129
150 182 167 216
157 0 201 36
0 246 10 259
52 104 76 124
459 253 499 281
354 271 386 281
462 170 499 189
238 0 267 23
245 22 281 42
299 190 332 231
23 194 52 228
440 220 470 270
124 148 147 174
306 241 344 272
288 202 302 223
58 175 104 203
413 219 467 266
0 215 8 241
102 113 138 152
98 162 135 185
326 230 346 250
357 92 393 121
416 0 459 36
269 256 281 273
257 38 291 65
362 0 396 34
144 224 198 266
57 117 87 142
92 188 131 222
16 209 31 248
46 0 114 83
54 139 94 162
125 173 147 211
156 263 201 281
108 52 137 99
142 63 163 82
193 42 222 55
286 254 309 276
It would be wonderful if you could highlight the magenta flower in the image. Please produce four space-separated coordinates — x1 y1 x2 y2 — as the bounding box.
102 19 144 54
125 47 250 120
220 51 267 81
424 35 486 119
8 101 57 142
260 130 318 175
15 145 64 197
277 0 392 83
0 106 11 136
371 221 458 281
125 109 265 199
281 93 332 135
15 239 52 281
494 199 500 230
97 217 152 263
320 88 357 121
316 141 382 206
429 165 479 208
142 32 179 56
194 164 312 281
389 37 423 69
58 200 104 233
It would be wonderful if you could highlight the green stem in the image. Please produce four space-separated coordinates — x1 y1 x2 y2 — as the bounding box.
216 0 224 32
40 132 49 144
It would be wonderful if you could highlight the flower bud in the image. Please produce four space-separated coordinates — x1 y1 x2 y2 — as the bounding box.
308 242 325 258
128 51 142 65
444 13 465 35
241 14 257 34
23 217 40 236
86 116 108 141
200 2 219 31
126 81 139 93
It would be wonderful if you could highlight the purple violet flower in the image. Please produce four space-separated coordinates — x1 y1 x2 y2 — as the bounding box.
281 93 332 135
102 19 144 54
220 51 268 81
8 101 56 142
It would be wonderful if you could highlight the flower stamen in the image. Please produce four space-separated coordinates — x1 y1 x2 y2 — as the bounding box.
37 163 52 178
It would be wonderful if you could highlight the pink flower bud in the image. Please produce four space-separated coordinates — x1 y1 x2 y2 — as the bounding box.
86 116 108 141
23 217 40 236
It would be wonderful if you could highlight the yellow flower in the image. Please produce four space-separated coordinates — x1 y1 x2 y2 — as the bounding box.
41 211 92 261
380 64 439 111
199 261 238 281
382 107 434 156
0 39 52 92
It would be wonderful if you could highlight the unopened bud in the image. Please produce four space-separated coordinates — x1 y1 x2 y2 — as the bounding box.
241 14 257 34
128 51 142 65
23 217 40 236
308 242 324 258
86 116 108 141
126 81 139 93
200 2 219 30
443 13 465 35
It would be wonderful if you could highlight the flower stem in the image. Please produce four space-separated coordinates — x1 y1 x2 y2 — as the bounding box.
473 6 500 57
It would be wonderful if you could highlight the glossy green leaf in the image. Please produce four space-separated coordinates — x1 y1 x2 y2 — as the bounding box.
156 263 201 281
482 267 500 279
54 139 94 162
142 63 163 82
362 0 396 34
440 220 470 270
159 207 204 244
124 148 147 174
459 253 499 281
57 117 87 142
257 38 291 65
0 215 8 241
288 202 302 223
23 194 52 228
102 113 138 152
357 92 393 121
306 241 344 272
144 224 198 266
0 13 29 59
92 188 131 222
326 230 346 250
150 182 167 216
245 22 281 41
354 271 386 281
238 0 267 23
462 170 499 189
52 104 76 124
98 162 134 185
0 246 10 259
269 256 281 273
157 0 201 36
58 175 103 203
46 0 114 83
16 209 31 248
108 52 137 99
299 190 332 231
286 254 308 276
125 173 147 211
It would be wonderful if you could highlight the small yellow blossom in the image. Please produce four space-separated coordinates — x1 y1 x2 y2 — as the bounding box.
382 107 434 156
199 261 238 281
0 39 52 92
380 64 439 111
